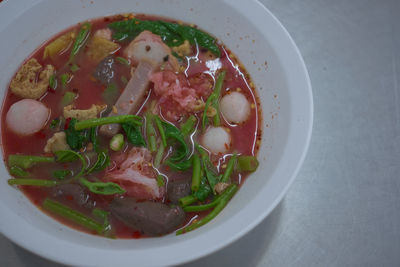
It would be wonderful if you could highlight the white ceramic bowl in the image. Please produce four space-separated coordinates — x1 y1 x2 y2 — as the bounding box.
0 0 313 266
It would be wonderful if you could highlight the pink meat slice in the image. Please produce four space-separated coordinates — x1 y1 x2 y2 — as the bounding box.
99 60 156 136
106 147 164 200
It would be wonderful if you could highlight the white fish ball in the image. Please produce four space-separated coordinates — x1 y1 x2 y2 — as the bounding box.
201 126 231 154
6 99 49 135
220 91 250 124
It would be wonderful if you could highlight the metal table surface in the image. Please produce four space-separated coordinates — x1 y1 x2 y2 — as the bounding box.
1 0 399 266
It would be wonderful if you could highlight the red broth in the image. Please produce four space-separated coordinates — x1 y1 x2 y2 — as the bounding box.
1 14 262 238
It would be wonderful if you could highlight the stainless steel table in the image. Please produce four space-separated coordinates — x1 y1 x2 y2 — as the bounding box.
1 0 399 266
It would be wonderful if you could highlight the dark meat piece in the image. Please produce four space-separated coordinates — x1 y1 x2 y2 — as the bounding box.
109 197 185 236
94 56 115 84
167 179 191 204
51 183 95 209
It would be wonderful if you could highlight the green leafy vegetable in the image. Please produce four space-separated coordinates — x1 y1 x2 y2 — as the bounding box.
110 134 124 151
49 118 61 129
102 83 119 107
156 175 165 187
70 63 80 72
221 153 237 183
61 92 76 106
60 73 71 88
160 121 188 162
236 155 259 172
9 166 30 178
165 157 192 171
70 22 91 60
179 195 197 207
153 142 165 168
86 151 110 174
122 121 146 147
176 184 238 235
8 154 55 169
8 179 58 187
108 18 220 56
154 116 167 147
53 169 72 179
116 56 130 65
74 115 142 131
145 112 157 152
211 70 226 125
65 118 88 150
193 177 212 202
89 127 99 152
79 177 125 195
191 154 201 192
202 70 226 129
43 198 106 234
196 144 218 194
180 115 197 136
54 150 87 177
49 74 57 90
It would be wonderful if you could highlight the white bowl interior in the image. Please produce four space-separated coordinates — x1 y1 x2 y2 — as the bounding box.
0 0 312 266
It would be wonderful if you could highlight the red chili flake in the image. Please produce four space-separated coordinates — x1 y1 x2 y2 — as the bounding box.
66 195 73 201
48 86 56 93
132 231 142 239
64 117 72 130
224 143 229 150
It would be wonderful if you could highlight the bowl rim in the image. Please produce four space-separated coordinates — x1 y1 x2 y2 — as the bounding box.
0 0 313 266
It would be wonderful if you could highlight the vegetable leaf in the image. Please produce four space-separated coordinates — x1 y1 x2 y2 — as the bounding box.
161 121 188 162
193 177 212 201
9 166 30 178
122 121 146 146
53 169 72 179
102 83 119 108
86 151 110 174
108 18 220 56
70 22 91 60
54 150 87 177
50 118 60 129
8 155 55 169
156 175 165 187
165 157 192 171
65 118 88 150
49 74 57 90
79 177 125 195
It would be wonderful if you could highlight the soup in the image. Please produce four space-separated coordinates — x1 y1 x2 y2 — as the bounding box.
1 14 262 238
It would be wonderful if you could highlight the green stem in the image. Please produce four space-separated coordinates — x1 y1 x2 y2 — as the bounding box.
43 198 106 234
221 153 237 183
182 184 235 212
153 142 165 168
8 155 55 169
176 184 238 235
179 195 197 207
74 115 142 130
154 116 167 147
8 179 58 187
181 115 197 136
191 154 201 192
212 70 226 126
145 113 157 152
237 155 259 172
